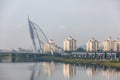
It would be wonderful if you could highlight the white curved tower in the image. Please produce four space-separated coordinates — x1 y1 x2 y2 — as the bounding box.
28 17 53 54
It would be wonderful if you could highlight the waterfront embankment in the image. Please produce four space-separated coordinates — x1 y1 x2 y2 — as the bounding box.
37 56 120 68
0 53 120 68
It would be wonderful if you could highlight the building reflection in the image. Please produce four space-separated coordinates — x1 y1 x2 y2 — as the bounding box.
86 68 96 77
1 56 12 62
63 64 76 80
30 62 120 80
85 65 120 80
30 62 56 80
82 64 97 78
101 69 120 80
42 62 55 77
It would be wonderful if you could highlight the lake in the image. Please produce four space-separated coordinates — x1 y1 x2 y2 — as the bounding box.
0 62 120 80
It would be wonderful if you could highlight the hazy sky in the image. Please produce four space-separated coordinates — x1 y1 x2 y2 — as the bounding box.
0 0 120 49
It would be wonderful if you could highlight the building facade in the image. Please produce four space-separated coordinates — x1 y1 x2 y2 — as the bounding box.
86 38 99 52
113 38 120 52
63 36 77 51
44 40 56 53
102 37 113 51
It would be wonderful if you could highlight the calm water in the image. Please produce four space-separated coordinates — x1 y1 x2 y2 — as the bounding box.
0 62 120 80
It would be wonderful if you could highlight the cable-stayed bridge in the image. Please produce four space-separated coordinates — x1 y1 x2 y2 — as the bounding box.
28 17 53 54
28 17 64 55
0 18 120 61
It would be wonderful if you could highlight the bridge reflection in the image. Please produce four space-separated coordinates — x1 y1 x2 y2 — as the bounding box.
29 62 120 80
0 62 119 80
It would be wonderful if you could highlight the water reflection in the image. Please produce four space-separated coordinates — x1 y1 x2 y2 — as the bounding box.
101 69 120 80
1 56 12 62
83 64 120 80
0 62 120 80
63 64 76 80
86 68 96 78
30 63 39 80
30 62 56 80
42 62 55 77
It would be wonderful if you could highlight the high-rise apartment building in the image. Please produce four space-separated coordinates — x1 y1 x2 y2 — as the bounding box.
63 36 77 51
113 38 120 52
102 37 113 51
86 38 99 52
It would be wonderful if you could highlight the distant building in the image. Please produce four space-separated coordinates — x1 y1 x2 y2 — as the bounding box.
113 38 120 52
102 37 113 51
44 40 59 53
86 38 99 52
17 48 33 53
63 36 77 51
44 40 55 53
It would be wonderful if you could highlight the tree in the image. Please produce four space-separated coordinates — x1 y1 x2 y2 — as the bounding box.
77 47 86 52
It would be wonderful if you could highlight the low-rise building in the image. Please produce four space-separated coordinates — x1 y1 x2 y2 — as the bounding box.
44 40 56 53
44 40 61 53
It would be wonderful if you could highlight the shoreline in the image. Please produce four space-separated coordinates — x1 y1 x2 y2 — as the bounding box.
0 55 120 68
37 56 120 68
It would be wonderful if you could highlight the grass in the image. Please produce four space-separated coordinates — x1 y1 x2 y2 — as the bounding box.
0 55 120 68
37 56 120 68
